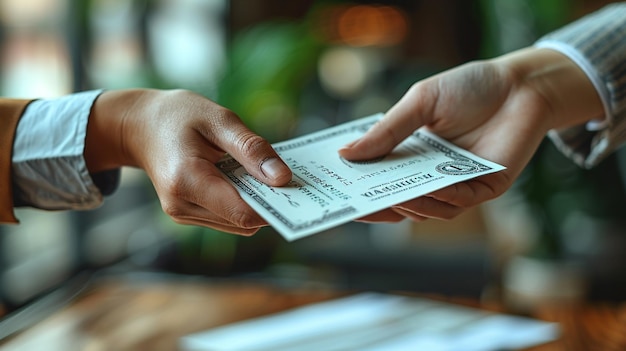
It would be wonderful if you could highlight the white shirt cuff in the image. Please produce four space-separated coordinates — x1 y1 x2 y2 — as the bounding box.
12 90 120 210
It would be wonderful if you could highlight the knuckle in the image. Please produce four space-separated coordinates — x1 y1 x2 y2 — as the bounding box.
158 176 190 220
163 88 194 103
164 174 188 199
161 199 185 221
236 133 268 158
211 105 238 124
228 210 258 229
224 201 262 229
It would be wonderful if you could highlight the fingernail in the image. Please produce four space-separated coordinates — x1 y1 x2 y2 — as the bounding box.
261 158 289 180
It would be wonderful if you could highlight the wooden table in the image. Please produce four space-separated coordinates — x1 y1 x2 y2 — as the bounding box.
524 303 626 351
1 275 626 351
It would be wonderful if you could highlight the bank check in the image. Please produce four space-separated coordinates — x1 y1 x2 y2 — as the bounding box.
218 114 505 241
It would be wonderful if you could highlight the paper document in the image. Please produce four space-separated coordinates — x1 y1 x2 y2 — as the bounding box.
218 114 505 241
180 292 559 351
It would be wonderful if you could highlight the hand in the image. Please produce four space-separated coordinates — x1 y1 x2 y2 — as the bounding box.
339 48 603 223
85 89 292 235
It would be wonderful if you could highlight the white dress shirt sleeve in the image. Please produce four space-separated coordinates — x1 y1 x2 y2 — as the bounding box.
11 90 121 210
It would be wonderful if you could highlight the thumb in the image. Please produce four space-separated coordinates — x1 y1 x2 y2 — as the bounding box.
339 84 430 161
218 126 292 187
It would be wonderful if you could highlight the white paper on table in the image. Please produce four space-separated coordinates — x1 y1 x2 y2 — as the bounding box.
218 113 506 241
179 292 559 351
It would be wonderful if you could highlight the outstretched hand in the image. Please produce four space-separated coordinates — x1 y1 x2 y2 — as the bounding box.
339 48 603 223
85 89 292 235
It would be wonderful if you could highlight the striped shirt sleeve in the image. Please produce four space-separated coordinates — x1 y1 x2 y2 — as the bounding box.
535 2 626 169
11 90 120 210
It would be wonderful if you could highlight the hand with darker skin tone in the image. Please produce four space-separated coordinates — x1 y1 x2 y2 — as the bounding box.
339 48 604 223
84 89 292 235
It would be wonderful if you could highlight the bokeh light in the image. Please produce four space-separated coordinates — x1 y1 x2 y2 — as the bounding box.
314 4 408 47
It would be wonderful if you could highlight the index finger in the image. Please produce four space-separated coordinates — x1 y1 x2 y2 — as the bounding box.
338 82 434 160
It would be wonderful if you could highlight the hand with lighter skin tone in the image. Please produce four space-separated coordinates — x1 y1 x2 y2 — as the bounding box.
83 89 292 235
339 48 604 223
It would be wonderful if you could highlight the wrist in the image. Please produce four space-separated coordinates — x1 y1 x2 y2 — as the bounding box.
494 47 604 131
85 89 150 173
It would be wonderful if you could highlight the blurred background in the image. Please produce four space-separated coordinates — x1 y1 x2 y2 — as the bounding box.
1 0 626 321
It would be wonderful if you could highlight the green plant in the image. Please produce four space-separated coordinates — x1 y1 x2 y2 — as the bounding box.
216 21 324 142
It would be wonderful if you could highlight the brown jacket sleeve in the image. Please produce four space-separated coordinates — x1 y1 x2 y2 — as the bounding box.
0 99 33 223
